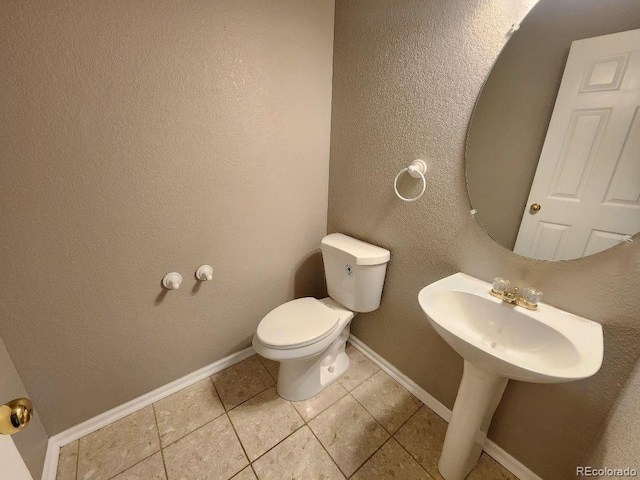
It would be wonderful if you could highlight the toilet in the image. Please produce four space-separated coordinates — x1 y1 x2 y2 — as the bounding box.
252 233 390 401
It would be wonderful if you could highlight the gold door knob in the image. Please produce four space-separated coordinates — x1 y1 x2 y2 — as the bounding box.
0 398 33 435
529 203 541 214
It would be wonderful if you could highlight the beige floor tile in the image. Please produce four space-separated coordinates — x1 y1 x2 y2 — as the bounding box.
257 355 279 382
154 379 224 446
211 356 274 410
308 394 389 477
56 441 78 480
338 345 379 391
291 381 348 422
163 414 247 480
230 466 257 480
394 406 448 479
353 438 432 479
352 370 422 433
228 386 303 461
77 406 160 480
111 453 166 480
352 438 431 479
468 453 518 480
252 426 345 480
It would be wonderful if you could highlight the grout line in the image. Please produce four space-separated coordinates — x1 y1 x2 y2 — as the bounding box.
98 373 258 480
233 382 348 471
212 356 275 413
392 404 423 440
74 437 80 480
391 406 434 474
208 375 222 403
342 392 391 477
305 422 348 478
342 374 426 478
391 436 436 480
74 411 168 480
249 463 259 478
224 379 307 467
74 408 170 480
347 435 394 479
156 411 223 450
226 383 271 411
151 403 170 480
289 396 306 426
338 352 380 393
149 366 268 453
225 382 274 412
347 389 393 435
294 388 354 477
220 412 249 460
392 403 423 436
249 383 347 476
256 354 278 384
247 424 307 466
222 412 252 479
105 451 161 480
295 384 349 423
209 376 252 470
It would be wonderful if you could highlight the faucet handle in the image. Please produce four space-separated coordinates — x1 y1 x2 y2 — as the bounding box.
492 277 511 293
522 287 543 306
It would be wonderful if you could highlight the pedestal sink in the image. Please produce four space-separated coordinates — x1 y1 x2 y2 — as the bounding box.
418 273 603 480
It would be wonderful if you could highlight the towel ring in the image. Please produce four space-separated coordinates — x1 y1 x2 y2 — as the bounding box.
394 159 427 202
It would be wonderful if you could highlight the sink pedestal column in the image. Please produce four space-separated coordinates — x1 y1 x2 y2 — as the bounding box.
438 360 508 480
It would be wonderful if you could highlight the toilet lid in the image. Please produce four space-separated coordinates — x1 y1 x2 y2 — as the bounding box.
256 298 340 349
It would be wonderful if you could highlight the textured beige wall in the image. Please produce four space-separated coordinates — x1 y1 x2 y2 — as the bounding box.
588 359 640 469
467 0 640 250
329 1 640 478
0 338 48 479
0 0 334 434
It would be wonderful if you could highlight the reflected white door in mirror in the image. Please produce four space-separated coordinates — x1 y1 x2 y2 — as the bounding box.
514 29 640 260
0 428 32 479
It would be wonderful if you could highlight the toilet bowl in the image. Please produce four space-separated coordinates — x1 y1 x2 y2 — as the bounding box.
252 233 390 401
253 297 354 400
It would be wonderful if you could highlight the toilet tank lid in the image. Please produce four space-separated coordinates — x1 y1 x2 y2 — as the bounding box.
321 233 390 266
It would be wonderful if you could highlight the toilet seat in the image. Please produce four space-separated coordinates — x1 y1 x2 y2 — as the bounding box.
256 297 340 349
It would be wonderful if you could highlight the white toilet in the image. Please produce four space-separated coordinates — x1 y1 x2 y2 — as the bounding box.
252 233 390 401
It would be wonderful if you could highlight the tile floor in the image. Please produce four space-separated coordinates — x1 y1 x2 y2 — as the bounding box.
56 345 519 480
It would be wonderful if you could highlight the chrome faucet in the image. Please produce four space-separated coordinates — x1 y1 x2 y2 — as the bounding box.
490 277 543 310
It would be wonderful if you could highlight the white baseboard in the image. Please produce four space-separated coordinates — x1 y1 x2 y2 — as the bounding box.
42 337 542 480
41 441 59 480
482 440 542 480
348 335 543 480
347 335 453 423
41 346 255 480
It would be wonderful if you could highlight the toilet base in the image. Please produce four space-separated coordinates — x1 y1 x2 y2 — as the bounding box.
276 325 351 401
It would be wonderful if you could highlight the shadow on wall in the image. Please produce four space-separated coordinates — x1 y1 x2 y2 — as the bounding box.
155 286 169 305
153 274 205 304
294 251 327 299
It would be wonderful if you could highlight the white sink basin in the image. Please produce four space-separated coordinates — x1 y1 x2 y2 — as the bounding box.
417 272 604 480
418 273 603 383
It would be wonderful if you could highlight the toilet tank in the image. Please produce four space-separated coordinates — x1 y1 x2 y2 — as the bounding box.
320 233 390 313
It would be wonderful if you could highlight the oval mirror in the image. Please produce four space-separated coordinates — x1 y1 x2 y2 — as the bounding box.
466 0 640 261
